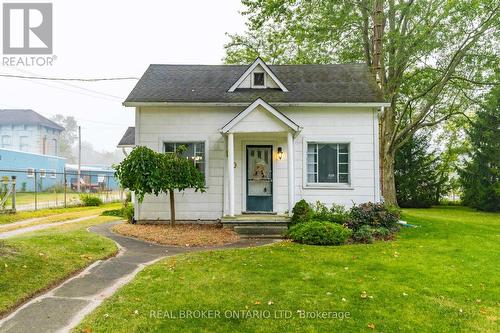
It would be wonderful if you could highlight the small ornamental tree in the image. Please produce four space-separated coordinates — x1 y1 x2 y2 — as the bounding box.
115 146 205 225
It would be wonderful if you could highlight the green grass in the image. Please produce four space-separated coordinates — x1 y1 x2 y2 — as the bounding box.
76 207 499 333
0 216 119 315
0 202 122 226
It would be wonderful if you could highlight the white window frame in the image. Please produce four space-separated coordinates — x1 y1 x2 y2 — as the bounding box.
159 136 209 185
40 169 46 178
49 169 57 178
302 138 353 189
27 168 35 178
251 71 266 88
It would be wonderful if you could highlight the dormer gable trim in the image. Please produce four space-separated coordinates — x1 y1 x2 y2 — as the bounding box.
227 57 289 92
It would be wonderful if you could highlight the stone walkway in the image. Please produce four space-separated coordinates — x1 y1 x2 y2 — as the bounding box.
0 215 99 239
0 222 277 333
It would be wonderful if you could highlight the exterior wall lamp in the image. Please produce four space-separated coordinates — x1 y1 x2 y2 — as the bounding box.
277 146 283 160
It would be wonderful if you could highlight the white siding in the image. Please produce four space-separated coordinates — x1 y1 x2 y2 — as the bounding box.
136 105 378 221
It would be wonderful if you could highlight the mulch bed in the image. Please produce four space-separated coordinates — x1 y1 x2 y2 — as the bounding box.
112 223 239 247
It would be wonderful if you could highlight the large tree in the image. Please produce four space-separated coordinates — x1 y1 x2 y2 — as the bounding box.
224 0 499 204
459 85 500 211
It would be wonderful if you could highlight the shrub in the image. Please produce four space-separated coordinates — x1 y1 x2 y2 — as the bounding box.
348 202 400 231
100 203 134 223
291 199 313 225
352 225 374 243
287 221 352 246
101 209 123 217
122 203 134 223
79 194 103 206
310 201 350 225
372 227 392 240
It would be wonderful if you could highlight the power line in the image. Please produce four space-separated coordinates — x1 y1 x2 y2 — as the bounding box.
0 73 139 81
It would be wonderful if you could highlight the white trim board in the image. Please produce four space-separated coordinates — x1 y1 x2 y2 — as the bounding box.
220 98 301 133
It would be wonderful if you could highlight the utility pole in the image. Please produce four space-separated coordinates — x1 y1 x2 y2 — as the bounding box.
77 126 81 193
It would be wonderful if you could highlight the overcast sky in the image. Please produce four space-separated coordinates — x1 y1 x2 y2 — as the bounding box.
0 0 246 151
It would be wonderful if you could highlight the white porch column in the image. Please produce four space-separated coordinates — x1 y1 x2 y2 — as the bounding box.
287 132 295 216
228 132 235 216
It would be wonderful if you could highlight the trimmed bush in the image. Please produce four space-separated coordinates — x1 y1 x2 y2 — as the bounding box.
348 202 400 231
291 199 313 225
352 225 374 243
79 194 103 207
288 221 352 246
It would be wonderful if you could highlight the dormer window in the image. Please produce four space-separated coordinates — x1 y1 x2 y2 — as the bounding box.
253 72 265 87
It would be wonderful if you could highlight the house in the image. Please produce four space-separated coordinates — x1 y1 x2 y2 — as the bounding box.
123 58 389 222
0 109 63 156
0 148 65 192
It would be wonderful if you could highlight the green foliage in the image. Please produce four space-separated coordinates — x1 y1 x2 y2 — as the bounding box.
122 204 134 223
79 194 103 207
460 86 500 212
348 202 400 231
312 201 350 224
287 221 352 246
290 199 313 225
352 225 374 244
101 203 135 223
395 133 448 208
114 146 205 224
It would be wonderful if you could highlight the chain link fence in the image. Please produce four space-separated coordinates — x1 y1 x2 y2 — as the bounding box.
0 168 124 212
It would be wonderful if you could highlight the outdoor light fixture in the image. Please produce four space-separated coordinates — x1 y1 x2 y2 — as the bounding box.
277 147 283 160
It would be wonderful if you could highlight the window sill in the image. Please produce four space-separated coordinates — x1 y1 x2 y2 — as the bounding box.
303 184 354 190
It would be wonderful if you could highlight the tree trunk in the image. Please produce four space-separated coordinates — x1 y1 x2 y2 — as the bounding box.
169 189 175 226
380 105 398 206
381 147 397 205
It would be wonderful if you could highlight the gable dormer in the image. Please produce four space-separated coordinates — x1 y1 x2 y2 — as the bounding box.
228 58 289 92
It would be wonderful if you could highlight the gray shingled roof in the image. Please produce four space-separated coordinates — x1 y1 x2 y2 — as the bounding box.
0 109 64 131
117 127 135 147
124 64 385 104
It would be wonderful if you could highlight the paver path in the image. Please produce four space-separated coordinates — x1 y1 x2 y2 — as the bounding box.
0 222 277 333
0 215 99 239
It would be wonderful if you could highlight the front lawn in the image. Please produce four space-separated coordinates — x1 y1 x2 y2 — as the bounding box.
0 216 119 315
76 207 499 332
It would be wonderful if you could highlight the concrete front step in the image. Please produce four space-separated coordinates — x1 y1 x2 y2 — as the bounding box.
233 225 288 239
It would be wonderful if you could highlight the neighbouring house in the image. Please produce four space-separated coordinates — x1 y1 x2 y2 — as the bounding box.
0 110 65 192
0 109 63 156
0 148 65 192
122 58 389 222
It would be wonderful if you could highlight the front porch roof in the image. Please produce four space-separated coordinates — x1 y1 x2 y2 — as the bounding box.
220 98 301 134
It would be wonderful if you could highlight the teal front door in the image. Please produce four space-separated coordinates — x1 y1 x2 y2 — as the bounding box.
246 145 273 212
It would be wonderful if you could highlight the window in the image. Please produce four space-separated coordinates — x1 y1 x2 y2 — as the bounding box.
1 135 11 148
27 168 35 178
253 72 265 86
40 169 46 178
19 136 29 151
50 170 57 178
164 142 206 177
307 143 349 184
